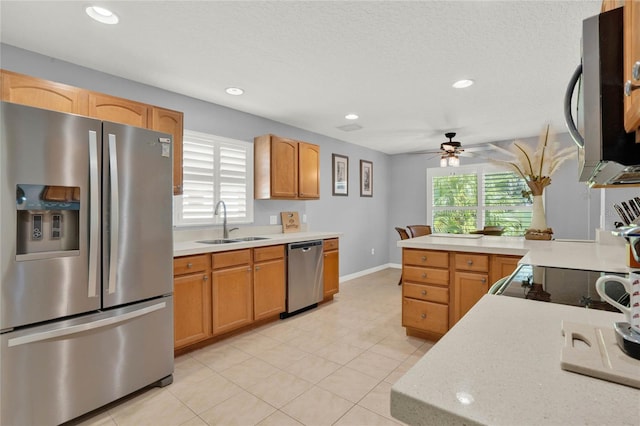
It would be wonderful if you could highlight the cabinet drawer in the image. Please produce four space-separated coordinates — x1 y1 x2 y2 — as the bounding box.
402 298 448 334
173 254 210 276
212 249 251 269
454 253 489 272
403 283 448 304
403 266 449 286
403 249 449 268
323 238 339 252
254 245 284 262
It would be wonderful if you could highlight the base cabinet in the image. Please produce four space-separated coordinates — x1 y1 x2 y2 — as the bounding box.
401 249 450 338
323 238 339 300
253 246 286 321
212 249 253 335
173 255 212 349
401 248 520 338
174 239 337 352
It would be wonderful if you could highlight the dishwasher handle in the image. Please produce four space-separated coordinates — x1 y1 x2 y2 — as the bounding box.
288 240 323 251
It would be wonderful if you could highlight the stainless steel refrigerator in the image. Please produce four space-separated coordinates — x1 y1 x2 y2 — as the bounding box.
0 102 174 425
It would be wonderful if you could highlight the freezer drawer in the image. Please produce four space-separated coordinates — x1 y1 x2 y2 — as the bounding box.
0 297 174 426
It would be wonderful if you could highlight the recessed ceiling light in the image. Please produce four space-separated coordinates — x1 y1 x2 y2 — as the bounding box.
345 113 359 120
86 6 119 24
225 87 244 96
452 79 474 89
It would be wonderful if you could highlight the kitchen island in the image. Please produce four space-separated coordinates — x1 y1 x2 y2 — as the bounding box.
390 294 639 426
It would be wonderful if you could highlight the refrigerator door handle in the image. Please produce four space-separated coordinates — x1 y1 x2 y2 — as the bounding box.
88 130 100 298
7 302 167 347
108 134 119 295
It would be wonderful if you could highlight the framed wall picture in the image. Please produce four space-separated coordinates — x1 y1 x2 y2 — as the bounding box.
360 160 373 197
332 154 349 196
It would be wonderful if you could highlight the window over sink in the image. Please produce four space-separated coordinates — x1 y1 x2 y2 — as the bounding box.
427 164 533 236
174 130 253 227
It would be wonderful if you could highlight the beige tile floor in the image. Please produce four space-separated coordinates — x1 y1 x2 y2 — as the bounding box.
74 268 434 426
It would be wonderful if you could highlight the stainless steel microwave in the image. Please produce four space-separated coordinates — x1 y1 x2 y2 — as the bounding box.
564 7 640 187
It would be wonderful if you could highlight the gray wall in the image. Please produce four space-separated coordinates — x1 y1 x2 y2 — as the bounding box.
1 44 390 276
3 44 636 275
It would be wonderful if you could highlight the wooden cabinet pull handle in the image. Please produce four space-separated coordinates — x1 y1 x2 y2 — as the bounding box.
421 290 427 295
421 313 427 319
187 262 193 268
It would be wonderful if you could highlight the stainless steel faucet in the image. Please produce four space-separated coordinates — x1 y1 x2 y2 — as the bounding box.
215 200 229 239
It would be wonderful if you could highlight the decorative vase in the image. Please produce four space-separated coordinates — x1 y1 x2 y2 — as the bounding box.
524 181 553 240
530 195 547 230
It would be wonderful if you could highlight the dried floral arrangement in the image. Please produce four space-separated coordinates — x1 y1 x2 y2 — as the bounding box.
489 125 576 239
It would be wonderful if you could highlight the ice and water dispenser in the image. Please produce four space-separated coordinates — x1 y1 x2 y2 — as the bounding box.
16 184 80 259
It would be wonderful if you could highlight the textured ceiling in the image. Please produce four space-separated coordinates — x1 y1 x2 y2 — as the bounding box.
0 1 600 154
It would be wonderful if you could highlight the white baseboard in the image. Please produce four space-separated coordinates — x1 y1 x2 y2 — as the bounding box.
339 263 401 283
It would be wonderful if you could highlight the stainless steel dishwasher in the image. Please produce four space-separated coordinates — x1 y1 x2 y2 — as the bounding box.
283 240 324 317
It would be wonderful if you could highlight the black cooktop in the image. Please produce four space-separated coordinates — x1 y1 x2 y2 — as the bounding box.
494 264 629 312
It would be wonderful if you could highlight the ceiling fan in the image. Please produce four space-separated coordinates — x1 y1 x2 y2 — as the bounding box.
420 132 466 167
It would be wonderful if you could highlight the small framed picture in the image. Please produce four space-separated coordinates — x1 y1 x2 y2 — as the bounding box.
332 154 349 196
360 160 373 197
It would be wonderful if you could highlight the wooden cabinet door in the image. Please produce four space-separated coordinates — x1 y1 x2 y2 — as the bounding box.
623 0 640 133
212 264 253 335
254 258 285 320
150 107 184 195
490 255 521 285
88 92 149 128
298 142 320 199
1 70 88 114
453 272 489 324
323 249 339 299
174 272 212 349
271 136 298 198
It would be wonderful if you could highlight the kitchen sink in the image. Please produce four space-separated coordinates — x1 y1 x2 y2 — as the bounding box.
234 236 270 241
196 239 240 244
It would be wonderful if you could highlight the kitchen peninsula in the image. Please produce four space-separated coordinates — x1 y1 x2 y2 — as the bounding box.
390 294 639 426
392 234 637 425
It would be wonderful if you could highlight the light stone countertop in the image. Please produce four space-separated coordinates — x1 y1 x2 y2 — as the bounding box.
174 231 341 257
390 295 640 426
398 234 628 273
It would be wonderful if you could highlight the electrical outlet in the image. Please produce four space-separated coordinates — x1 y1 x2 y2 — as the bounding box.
269 215 277 225
371 248 375 255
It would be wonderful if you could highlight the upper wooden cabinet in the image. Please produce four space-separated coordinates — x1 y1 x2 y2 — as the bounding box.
88 92 149 128
0 69 184 195
254 134 320 200
298 142 320 199
150 107 184 195
623 0 640 133
0 70 88 114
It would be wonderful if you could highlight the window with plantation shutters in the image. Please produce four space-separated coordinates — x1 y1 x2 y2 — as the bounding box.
427 165 533 236
174 130 253 226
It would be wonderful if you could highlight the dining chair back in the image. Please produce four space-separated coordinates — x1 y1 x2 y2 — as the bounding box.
407 225 432 238
394 227 410 285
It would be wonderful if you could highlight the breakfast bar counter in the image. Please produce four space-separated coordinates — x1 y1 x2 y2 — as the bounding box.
398 234 629 273
390 295 639 426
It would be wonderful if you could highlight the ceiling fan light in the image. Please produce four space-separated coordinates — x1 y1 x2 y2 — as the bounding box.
440 157 448 168
448 155 460 167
